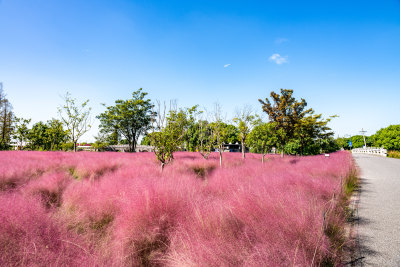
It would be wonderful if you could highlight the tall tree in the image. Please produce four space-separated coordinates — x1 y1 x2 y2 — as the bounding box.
248 120 277 163
233 105 255 159
13 117 31 149
259 89 312 157
58 92 91 152
97 89 153 152
0 83 14 150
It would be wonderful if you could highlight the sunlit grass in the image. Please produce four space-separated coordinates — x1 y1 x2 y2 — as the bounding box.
0 151 355 266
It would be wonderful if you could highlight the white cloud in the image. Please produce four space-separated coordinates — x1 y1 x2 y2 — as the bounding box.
224 64 231 68
275 38 288 45
269 54 288 65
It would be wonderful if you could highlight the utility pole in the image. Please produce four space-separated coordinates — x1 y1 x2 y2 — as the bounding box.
360 128 367 148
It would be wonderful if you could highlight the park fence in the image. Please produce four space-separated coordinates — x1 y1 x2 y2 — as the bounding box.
351 147 387 157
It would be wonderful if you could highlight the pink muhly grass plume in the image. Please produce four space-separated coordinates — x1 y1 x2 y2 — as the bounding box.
108 169 200 266
0 193 94 266
0 151 54 191
25 171 71 209
0 150 354 266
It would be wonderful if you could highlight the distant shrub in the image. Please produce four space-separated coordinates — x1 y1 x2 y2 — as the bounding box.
388 150 400 159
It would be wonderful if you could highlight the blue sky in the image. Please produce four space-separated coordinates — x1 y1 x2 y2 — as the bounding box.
1 0 399 141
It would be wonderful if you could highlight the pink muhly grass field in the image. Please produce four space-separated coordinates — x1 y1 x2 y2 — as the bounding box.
0 150 355 266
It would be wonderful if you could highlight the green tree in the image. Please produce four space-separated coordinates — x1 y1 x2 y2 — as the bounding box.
92 132 109 151
222 123 239 144
233 105 255 159
28 121 49 150
58 92 91 152
185 122 201 152
97 89 153 152
198 119 214 159
336 137 351 150
46 119 68 150
295 113 335 155
319 137 340 153
207 122 239 147
28 119 68 151
102 127 119 145
348 135 373 149
259 89 312 157
181 105 201 151
284 140 301 155
248 120 277 163
140 134 152 146
150 101 188 171
13 117 31 149
373 125 400 150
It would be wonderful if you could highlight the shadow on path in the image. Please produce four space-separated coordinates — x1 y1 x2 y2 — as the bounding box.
348 177 380 266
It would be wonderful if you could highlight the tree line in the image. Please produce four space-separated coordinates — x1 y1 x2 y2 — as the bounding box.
1 84 340 165
3 89 91 152
336 125 400 151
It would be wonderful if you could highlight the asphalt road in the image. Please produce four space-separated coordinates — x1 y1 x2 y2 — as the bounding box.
353 154 400 266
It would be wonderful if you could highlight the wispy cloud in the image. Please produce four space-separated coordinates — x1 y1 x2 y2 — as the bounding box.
275 38 288 45
224 64 231 68
269 54 288 65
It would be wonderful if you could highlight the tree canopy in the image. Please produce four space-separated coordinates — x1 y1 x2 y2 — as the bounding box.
58 92 91 152
150 102 196 171
233 105 255 159
97 89 153 152
373 125 400 150
248 120 277 162
336 135 373 150
295 112 335 155
2 84 348 156
27 119 67 151
13 117 31 149
259 89 313 157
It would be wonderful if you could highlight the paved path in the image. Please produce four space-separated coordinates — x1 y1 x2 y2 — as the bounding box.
352 154 400 266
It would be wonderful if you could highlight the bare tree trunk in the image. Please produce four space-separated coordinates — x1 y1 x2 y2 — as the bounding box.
132 139 137 152
262 153 265 163
74 141 77 152
161 162 165 172
219 147 222 167
281 144 284 158
242 138 245 159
